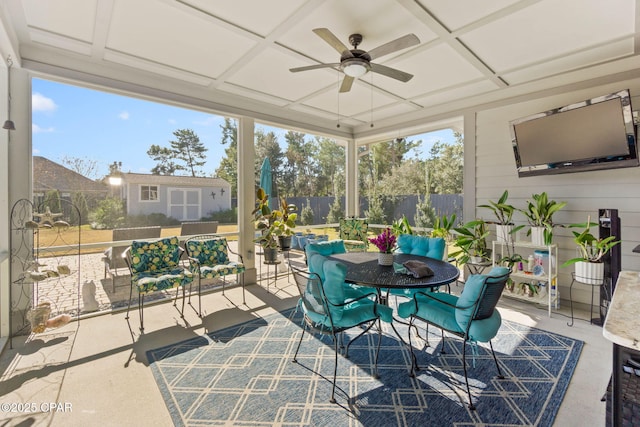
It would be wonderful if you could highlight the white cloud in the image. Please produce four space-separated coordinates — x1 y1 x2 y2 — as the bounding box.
168 118 177 125
32 123 55 134
119 111 130 120
194 116 221 126
32 93 57 113
32 148 40 155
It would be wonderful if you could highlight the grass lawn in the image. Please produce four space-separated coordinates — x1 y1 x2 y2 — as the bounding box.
35 224 241 253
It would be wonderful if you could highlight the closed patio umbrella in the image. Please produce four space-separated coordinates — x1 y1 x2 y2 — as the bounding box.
259 157 274 210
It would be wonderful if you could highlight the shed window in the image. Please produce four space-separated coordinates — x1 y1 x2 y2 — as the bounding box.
140 185 158 201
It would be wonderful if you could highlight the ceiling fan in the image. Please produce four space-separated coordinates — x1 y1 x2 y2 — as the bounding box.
290 28 420 93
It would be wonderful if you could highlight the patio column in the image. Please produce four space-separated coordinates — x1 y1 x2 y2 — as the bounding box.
237 116 257 285
344 138 358 216
6 66 32 335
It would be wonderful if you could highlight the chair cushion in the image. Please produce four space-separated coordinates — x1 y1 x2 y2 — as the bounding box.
199 262 246 279
396 234 445 260
305 239 346 259
130 237 181 274
133 268 193 294
454 266 509 339
186 238 230 267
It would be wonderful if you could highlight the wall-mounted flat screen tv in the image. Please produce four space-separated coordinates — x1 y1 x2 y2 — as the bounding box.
510 89 638 177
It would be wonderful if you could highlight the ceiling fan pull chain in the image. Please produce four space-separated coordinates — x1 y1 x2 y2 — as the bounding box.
337 73 341 128
370 73 374 128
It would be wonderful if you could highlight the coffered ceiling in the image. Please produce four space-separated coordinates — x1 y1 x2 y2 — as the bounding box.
0 0 639 141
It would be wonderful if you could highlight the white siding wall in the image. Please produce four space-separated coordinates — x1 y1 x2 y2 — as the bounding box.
474 77 640 306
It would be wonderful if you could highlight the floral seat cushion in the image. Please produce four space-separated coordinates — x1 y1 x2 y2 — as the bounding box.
129 237 192 294
132 268 193 294
186 238 246 278
130 237 182 274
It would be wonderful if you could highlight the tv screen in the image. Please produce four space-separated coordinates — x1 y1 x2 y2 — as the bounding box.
510 89 638 177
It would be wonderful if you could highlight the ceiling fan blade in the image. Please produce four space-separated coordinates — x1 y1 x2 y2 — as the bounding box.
290 63 340 73
367 34 420 60
313 28 354 58
370 63 414 82
339 76 354 93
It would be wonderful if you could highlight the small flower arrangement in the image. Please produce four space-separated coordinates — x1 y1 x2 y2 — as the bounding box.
369 228 397 253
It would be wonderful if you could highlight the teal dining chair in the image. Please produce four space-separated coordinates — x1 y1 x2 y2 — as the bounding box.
397 266 511 410
290 254 392 404
305 239 374 300
389 234 446 297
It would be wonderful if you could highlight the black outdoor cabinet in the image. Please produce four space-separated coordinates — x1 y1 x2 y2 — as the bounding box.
599 209 621 324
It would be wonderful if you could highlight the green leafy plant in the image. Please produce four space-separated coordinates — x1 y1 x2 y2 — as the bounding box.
562 217 620 266
517 192 567 245
271 196 298 238
430 213 456 241
391 215 413 236
450 219 489 264
478 190 515 225
252 187 279 249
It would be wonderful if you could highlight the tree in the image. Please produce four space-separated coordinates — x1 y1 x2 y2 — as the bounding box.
428 132 463 194
316 137 345 196
60 156 101 180
255 128 284 196
147 129 208 176
281 131 320 197
215 118 239 197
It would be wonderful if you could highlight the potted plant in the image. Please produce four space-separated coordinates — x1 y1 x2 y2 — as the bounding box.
430 213 456 241
497 253 522 292
252 187 280 262
368 227 397 266
272 196 298 250
518 192 566 246
391 215 413 237
430 213 456 260
450 219 490 265
562 216 621 284
479 190 516 243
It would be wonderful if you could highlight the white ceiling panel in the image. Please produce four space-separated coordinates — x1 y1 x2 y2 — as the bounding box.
377 43 486 99
2 0 638 139
459 0 635 73
182 0 302 37
23 0 97 42
107 0 257 78
502 39 635 85
227 47 337 101
417 0 521 31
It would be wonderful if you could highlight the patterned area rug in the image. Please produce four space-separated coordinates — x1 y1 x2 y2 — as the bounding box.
147 308 583 426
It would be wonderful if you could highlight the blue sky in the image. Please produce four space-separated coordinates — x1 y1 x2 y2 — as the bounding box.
32 78 456 179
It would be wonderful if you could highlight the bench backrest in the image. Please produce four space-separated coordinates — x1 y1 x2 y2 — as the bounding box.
180 221 219 237
108 226 162 270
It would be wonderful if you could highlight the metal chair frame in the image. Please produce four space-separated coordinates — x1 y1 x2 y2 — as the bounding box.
405 270 510 410
290 264 382 404
123 245 188 332
184 234 246 315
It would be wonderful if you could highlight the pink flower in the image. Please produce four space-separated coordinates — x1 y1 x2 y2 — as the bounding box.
368 228 397 253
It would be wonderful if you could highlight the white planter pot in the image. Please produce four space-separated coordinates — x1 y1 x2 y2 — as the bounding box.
496 224 514 244
530 227 545 246
378 252 394 266
574 261 604 285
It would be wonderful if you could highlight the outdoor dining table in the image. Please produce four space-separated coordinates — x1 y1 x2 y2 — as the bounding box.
327 252 460 298
327 251 460 375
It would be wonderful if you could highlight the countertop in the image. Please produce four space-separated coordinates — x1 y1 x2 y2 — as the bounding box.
603 270 640 349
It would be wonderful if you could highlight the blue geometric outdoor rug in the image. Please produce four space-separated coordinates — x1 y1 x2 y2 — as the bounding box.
147 308 583 426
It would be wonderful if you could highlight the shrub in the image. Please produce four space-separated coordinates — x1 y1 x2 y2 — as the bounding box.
89 197 125 229
203 208 237 223
300 199 314 225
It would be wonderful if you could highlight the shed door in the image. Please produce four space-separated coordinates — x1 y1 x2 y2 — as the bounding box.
168 188 200 221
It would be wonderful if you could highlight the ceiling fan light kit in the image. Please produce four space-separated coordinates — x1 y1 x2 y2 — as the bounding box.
342 57 370 77
290 28 419 93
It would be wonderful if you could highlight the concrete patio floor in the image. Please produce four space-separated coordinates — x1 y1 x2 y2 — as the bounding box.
0 267 611 426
